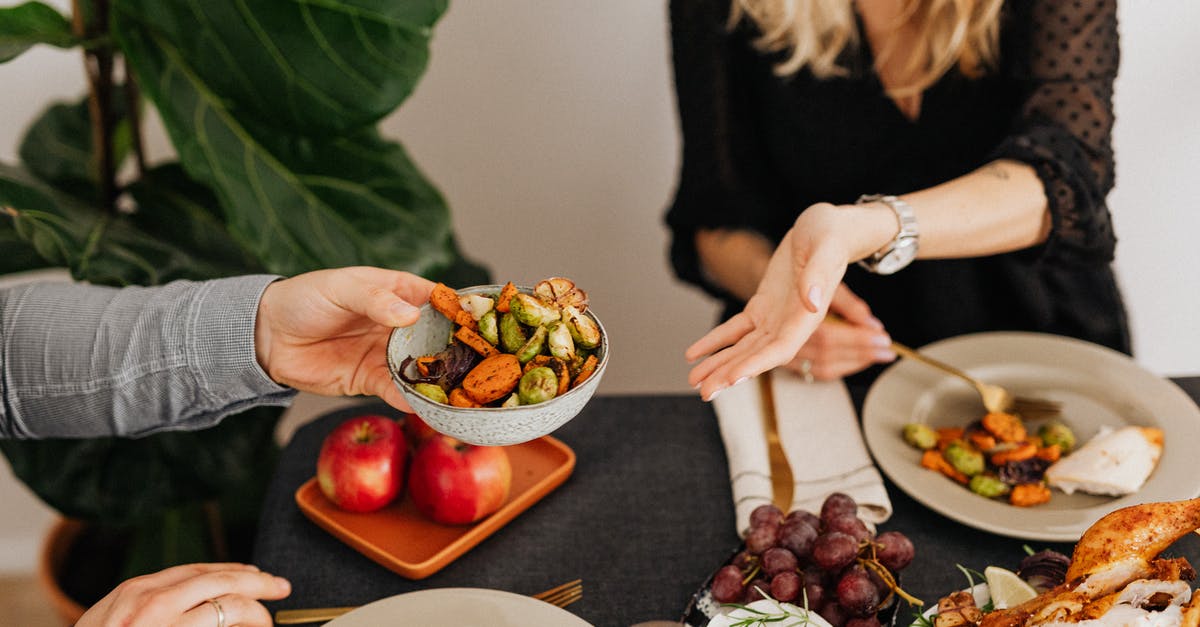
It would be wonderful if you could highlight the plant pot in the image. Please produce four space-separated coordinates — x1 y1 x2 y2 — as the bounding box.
37 518 87 626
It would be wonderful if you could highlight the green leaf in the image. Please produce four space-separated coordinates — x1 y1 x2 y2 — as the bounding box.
114 20 489 282
113 0 446 134
124 163 264 279
0 162 262 285
0 406 280 526
0 1 77 63
18 86 132 199
0 223 53 274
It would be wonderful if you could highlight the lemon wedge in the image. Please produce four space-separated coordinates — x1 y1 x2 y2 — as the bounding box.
984 566 1038 609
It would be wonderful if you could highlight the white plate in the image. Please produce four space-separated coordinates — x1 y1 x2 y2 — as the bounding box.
862 331 1200 542
326 588 592 627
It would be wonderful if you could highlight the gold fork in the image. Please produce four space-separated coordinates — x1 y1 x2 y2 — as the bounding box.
273 579 583 624
824 313 1061 419
888 340 1061 419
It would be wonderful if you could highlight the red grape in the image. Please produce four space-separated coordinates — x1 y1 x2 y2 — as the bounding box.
771 571 802 603
746 525 777 554
824 513 872 542
762 546 799 576
777 518 818 558
744 578 770 603
812 531 858 572
731 549 757 570
874 530 915 572
786 509 820 529
819 600 849 627
711 565 745 603
803 579 826 608
837 566 881 617
750 503 784 529
820 492 858 524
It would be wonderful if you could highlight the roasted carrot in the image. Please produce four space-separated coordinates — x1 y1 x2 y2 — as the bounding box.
448 388 483 408
454 326 499 358
1010 483 1052 507
496 282 519 313
429 283 466 322
462 353 523 404
454 309 478 332
989 442 1038 466
967 430 997 453
415 356 437 378
572 354 598 389
936 427 965 451
982 411 1027 443
523 354 552 374
1036 444 1062 462
921 449 969 485
548 358 571 397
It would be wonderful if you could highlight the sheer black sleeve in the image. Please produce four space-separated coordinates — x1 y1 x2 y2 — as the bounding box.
991 0 1120 267
664 0 779 297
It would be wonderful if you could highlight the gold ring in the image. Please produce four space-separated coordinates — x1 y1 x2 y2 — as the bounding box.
800 359 814 384
207 598 226 627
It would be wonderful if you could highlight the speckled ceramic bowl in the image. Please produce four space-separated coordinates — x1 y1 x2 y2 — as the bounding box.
386 284 608 446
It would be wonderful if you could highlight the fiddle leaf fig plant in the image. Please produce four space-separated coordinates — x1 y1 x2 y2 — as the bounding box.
0 0 485 594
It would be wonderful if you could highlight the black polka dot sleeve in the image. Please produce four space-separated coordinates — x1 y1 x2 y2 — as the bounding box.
991 0 1120 267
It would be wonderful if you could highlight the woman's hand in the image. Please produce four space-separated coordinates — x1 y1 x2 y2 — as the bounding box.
254 266 435 412
76 563 290 627
783 284 895 381
685 203 897 400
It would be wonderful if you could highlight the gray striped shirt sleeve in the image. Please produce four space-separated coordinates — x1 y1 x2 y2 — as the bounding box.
0 275 297 439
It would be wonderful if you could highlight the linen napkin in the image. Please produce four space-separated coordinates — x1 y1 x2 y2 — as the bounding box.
713 369 892 536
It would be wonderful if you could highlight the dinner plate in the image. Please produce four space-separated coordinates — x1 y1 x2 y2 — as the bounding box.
862 331 1200 542
325 588 591 626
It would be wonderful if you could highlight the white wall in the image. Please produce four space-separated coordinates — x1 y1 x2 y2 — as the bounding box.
1 0 1197 574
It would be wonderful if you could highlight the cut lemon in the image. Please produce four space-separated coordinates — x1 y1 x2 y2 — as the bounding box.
984 566 1038 609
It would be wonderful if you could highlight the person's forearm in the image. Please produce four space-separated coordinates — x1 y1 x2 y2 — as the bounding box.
0 276 295 439
845 159 1051 262
694 228 775 302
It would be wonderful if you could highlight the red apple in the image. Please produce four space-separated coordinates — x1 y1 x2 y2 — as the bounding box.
408 435 512 525
316 415 407 513
402 412 438 448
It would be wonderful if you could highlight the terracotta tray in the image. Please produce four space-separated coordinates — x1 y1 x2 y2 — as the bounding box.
295 435 575 579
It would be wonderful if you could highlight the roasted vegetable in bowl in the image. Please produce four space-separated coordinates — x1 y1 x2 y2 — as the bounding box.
397 278 601 408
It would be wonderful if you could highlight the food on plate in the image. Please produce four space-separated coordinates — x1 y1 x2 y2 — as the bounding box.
706 493 920 626
397 278 601 408
1044 426 1164 496
316 415 408 513
921 498 1200 627
904 412 1080 506
706 598 834 627
407 434 512 525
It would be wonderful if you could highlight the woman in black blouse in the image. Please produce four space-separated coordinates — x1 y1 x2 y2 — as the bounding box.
668 0 1129 400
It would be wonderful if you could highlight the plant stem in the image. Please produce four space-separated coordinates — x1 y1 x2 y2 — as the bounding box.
124 59 146 177
72 0 116 214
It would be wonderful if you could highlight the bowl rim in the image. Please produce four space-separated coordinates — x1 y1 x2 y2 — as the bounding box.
386 283 609 412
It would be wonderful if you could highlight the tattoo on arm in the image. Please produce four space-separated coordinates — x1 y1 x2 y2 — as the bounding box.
984 163 1010 180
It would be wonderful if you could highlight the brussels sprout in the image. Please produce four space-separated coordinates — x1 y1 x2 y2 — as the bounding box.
499 312 527 353
902 423 938 450
515 325 548 364
562 305 600 349
501 393 521 408
412 383 448 404
968 474 1011 498
546 321 576 361
478 310 499 346
518 366 559 405
510 293 561 327
1038 421 1076 453
943 441 984 476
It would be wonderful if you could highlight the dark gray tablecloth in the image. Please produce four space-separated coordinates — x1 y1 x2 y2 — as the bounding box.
253 377 1200 627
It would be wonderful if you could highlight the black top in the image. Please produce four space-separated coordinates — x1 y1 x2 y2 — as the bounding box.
665 0 1130 367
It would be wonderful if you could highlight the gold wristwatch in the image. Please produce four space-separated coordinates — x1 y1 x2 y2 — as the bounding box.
855 194 919 275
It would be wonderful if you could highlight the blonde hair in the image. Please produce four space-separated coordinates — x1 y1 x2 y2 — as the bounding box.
730 0 1003 97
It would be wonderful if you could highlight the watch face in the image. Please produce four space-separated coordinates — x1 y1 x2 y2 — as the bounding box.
874 239 918 275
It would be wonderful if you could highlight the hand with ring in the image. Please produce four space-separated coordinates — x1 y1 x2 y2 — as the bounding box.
75 562 291 627
783 284 896 383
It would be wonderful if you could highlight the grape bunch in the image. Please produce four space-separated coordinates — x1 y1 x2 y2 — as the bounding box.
709 493 916 627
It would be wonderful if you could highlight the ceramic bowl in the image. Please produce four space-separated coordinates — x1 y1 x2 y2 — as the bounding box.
386 284 608 446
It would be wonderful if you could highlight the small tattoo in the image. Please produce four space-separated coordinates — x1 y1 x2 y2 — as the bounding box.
985 164 1010 180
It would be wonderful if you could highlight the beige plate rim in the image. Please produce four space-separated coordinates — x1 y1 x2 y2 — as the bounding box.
862 331 1200 542
325 588 591 627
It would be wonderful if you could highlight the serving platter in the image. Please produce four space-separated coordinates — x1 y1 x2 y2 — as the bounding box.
862 332 1200 542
